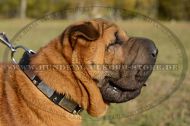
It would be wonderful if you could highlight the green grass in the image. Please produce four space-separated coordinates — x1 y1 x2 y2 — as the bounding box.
0 19 189 126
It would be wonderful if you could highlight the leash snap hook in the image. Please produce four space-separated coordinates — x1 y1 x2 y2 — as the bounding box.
0 32 35 64
0 32 16 52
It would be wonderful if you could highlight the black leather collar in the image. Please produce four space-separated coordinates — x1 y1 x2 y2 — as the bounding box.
19 51 83 115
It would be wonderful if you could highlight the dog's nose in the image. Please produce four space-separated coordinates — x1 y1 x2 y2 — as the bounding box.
151 46 158 58
151 48 158 58
136 37 158 58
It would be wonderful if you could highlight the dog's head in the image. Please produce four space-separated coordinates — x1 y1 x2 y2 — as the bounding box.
61 18 158 116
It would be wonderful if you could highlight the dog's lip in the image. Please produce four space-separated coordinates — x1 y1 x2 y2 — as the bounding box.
99 65 154 103
100 81 142 103
135 69 151 82
108 80 140 92
106 72 147 91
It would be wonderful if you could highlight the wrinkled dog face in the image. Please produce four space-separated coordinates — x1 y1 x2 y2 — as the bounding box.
67 19 158 103
99 23 158 103
100 37 158 103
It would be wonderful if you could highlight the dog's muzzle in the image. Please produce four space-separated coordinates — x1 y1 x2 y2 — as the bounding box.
100 37 158 103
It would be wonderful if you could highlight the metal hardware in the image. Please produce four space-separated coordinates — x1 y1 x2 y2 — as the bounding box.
11 45 35 64
0 32 35 64
0 32 16 52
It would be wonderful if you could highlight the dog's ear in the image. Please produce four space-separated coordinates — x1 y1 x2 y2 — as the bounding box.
67 22 100 48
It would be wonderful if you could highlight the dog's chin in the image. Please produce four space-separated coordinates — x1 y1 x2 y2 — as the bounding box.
99 69 151 103
100 80 142 103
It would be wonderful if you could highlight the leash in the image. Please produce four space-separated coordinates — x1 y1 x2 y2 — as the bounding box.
0 32 83 115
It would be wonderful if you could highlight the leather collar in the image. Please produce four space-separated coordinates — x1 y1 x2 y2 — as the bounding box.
19 51 83 115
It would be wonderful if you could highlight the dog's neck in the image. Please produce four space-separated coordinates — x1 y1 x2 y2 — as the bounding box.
29 37 107 117
29 38 87 109
1 36 108 125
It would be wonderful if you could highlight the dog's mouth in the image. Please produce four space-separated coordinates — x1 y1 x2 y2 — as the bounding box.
100 66 151 103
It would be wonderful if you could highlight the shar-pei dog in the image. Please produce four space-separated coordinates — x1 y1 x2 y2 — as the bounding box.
0 18 158 126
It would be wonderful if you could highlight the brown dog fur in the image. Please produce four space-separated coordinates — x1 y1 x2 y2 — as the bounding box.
0 19 129 126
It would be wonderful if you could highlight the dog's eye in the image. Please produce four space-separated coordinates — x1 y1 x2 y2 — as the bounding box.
114 32 123 45
106 32 123 50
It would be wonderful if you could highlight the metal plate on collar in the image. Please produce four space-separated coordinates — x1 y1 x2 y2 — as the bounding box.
59 97 79 114
37 81 55 97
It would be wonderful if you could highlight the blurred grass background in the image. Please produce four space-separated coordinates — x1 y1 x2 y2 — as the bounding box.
0 0 190 126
